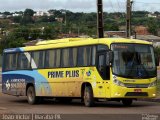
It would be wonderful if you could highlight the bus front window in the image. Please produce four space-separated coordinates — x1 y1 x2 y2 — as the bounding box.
111 44 156 78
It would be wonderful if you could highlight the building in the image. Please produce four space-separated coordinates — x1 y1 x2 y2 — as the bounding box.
55 17 63 22
148 13 157 18
135 26 150 35
12 13 22 17
34 11 51 17
104 31 126 38
0 14 5 19
134 26 160 45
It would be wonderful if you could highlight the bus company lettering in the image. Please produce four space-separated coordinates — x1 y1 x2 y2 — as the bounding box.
48 70 79 78
66 70 79 78
5 79 26 90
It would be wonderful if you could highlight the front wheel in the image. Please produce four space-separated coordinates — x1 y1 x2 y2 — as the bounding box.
83 86 94 107
122 99 133 106
27 86 38 105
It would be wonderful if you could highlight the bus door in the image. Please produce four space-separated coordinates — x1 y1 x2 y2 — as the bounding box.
97 51 111 98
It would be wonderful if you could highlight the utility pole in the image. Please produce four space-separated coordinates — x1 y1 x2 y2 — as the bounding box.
97 0 104 38
126 0 133 38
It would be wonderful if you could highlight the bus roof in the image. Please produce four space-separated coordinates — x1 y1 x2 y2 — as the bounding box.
3 38 152 53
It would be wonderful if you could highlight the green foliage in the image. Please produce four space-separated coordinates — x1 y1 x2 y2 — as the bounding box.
29 29 41 40
20 9 35 25
0 33 26 53
21 16 34 25
154 47 160 55
3 11 12 15
104 22 119 31
147 18 159 35
24 9 34 16
132 11 149 18
1 9 160 54
36 16 55 23
157 80 160 97
12 16 22 23
13 27 30 40
41 26 59 39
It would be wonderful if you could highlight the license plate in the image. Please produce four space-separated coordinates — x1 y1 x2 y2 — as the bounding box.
134 89 142 92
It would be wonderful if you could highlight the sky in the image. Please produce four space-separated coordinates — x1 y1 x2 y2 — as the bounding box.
0 0 160 13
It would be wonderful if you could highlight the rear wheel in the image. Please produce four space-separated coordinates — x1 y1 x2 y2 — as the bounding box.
27 86 38 105
122 99 133 106
83 86 94 107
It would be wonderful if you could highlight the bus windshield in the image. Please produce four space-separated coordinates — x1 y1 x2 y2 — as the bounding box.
111 44 156 78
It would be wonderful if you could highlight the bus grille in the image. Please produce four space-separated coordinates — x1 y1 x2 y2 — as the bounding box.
125 92 148 97
124 83 149 88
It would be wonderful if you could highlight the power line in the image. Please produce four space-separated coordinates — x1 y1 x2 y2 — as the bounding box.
116 0 122 12
116 0 126 18
108 0 117 13
135 2 160 4
116 0 126 12
133 1 160 12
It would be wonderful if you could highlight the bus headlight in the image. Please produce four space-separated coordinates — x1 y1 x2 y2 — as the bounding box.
113 79 125 87
148 81 157 87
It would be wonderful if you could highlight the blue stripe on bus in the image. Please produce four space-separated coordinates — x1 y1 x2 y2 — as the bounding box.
3 47 24 53
2 70 52 96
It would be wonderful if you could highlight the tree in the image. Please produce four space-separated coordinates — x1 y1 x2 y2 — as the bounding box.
40 26 59 39
12 16 22 23
147 18 158 35
29 29 41 40
3 11 12 15
13 27 30 40
0 32 26 53
21 9 35 24
24 9 34 16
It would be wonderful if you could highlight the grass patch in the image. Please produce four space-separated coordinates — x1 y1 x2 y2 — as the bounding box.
157 80 160 97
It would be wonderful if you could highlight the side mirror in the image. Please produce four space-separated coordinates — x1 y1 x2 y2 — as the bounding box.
106 51 114 66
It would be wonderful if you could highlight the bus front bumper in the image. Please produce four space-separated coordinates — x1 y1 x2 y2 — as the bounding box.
110 86 156 99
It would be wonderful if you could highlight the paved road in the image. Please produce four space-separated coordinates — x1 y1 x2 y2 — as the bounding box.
0 90 160 120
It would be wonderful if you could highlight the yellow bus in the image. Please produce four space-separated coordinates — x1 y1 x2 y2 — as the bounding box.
2 38 158 107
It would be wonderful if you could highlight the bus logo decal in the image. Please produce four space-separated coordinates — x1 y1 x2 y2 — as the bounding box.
86 70 92 77
5 80 11 90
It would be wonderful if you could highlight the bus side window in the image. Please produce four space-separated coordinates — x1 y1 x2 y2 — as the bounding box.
38 51 45 68
45 50 56 68
12 53 18 70
84 46 92 66
77 47 84 66
69 48 77 67
61 48 69 67
55 49 61 68
4 53 18 71
92 46 96 66
17 53 30 70
77 46 92 67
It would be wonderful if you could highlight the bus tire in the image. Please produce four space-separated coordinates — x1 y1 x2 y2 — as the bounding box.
122 99 133 106
27 86 38 105
84 86 94 107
